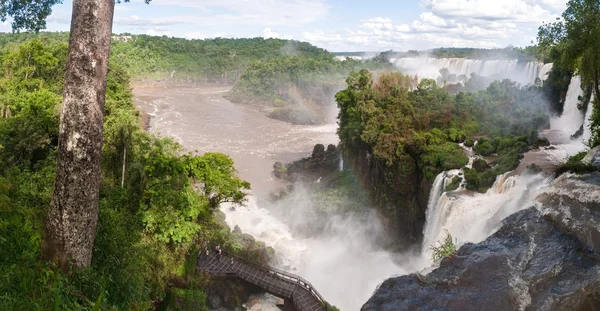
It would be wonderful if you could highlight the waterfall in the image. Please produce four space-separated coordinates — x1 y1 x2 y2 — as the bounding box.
421 172 550 259
389 57 551 86
421 172 449 251
539 63 553 82
338 156 344 171
582 93 595 142
550 76 585 138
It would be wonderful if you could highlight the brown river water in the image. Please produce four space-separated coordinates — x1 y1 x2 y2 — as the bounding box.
133 85 413 311
134 85 339 197
132 83 589 311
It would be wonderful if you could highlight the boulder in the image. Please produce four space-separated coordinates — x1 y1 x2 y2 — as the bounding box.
208 295 223 309
582 146 600 168
362 173 600 311
275 144 340 183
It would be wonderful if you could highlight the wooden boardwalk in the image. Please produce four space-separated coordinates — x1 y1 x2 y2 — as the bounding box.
196 251 327 311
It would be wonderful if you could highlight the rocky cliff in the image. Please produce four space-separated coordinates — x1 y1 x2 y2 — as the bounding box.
343 143 431 248
362 172 600 311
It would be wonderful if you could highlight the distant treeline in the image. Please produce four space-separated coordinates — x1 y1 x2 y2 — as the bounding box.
335 46 545 63
0 32 336 83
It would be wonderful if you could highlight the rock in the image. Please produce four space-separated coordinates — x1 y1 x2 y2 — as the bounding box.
245 296 262 309
268 107 318 125
234 307 246 311
545 145 557 150
533 137 551 148
208 295 223 309
273 161 286 178
312 144 325 157
223 295 240 309
571 124 584 139
582 146 600 168
362 173 600 311
275 144 340 183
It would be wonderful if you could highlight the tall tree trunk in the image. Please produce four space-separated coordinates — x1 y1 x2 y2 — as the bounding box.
42 0 115 270
121 146 126 188
594 69 600 107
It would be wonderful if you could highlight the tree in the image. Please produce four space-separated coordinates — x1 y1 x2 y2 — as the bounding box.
538 0 600 100
0 1 62 32
41 0 117 270
38 0 149 269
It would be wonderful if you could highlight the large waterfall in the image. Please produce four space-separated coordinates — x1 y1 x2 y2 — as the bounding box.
421 74 594 261
422 172 550 257
549 76 585 138
582 93 595 142
390 57 553 86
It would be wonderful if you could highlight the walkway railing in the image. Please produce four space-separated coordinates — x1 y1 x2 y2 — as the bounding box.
196 250 327 311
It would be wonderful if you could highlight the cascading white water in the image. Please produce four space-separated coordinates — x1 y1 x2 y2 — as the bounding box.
542 76 591 162
221 188 418 311
389 57 551 86
421 172 550 258
421 75 593 260
582 93 595 142
550 76 585 138
338 157 344 171
421 172 448 251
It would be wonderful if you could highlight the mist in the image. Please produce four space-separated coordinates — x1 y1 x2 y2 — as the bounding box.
389 56 553 89
221 183 425 310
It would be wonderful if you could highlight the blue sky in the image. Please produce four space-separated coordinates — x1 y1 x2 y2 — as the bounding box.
1 0 567 52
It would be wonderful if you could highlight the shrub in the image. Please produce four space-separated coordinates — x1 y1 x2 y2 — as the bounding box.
464 137 475 147
431 229 457 262
474 141 495 156
445 175 461 191
555 151 598 176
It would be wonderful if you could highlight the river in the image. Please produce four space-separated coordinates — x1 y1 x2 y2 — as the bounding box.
134 69 594 310
134 85 410 310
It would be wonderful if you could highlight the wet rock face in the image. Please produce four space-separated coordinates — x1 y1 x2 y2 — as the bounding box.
582 146 600 169
274 143 340 183
363 173 600 311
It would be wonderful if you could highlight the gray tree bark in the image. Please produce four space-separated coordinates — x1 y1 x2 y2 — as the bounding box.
594 69 599 107
42 0 115 269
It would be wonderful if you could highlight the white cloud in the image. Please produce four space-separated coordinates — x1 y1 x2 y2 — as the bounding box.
46 0 562 52
262 28 293 40
146 0 329 26
146 28 172 36
395 24 411 32
302 30 342 44
421 0 558 23
299 0 561 51
419 12 448 27
263 28 281 39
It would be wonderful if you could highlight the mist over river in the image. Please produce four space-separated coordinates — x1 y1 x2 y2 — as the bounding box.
133 68 592 310
134 85 412 310
134 85 338 197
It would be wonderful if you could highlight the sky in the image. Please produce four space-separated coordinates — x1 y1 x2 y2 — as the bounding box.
1 0 568 52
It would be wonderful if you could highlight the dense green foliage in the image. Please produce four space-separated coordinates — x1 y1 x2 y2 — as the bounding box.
465 133 546 192
538 0 600 147
0 0 62 32
110 35 333 82
336 70 549 192
444 176 461 192
555 151 598 176
227 51 393 123
0 32 338 85
0 38 252 310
